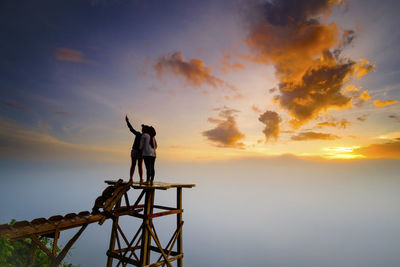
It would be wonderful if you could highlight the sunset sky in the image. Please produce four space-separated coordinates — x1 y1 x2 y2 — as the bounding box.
1 2 400 266
1 0 400 163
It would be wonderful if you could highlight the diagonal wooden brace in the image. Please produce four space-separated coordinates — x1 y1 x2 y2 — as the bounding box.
146 222 172 267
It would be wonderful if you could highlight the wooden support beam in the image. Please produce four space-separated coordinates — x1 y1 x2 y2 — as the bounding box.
152 205 177 211
124 192 130 207
117 224 130 247
30 235 53 259
148 209 183 219
132 190 145 211
107 251 140 266
140 189 154 265
150 246 179 257
107 199 121 267
28 242 37 267
145 254 183 267
161 222 184 267
52 229 59 257
118 222 143 266
155 221 183 265
130 213 145 219
52 224 88 267
146 223 172 267
177 187 183 267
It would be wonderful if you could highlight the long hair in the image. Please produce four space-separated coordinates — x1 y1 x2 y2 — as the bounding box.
149 126 156 149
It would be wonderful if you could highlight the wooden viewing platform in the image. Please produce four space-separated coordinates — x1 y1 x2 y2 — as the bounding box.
0 179 195 267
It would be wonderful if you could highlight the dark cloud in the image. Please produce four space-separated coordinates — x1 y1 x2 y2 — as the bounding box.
388 114 400 123
258 110 281 141
154 51 224 88
291 131 340 141
202 107 245 148
245 0 374 128
357 114 368 122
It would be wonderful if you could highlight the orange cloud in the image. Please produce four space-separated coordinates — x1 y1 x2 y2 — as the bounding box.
353 59 376 79
316 118 352 128
53 47 95 64
353 139 400 159
202 107 245 148
373 99 398 108
343 84 360 93
258 110 281 141
359 90 371 101
245 0 374 128
154 51 224 88
277 55 354 128
352 89 371 107
291 131 340 141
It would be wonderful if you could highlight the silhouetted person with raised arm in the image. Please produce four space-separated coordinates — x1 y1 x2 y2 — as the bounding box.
140 125 157 183
125 115 143 183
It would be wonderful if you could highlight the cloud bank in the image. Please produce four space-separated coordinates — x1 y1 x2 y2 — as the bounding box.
291 131 340 141
354 138 400 159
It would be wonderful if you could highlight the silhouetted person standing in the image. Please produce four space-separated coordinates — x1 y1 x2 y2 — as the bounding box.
125 115 143 183
140 125 157 183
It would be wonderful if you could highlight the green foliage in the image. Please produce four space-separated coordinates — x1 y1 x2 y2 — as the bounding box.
0 220 79 267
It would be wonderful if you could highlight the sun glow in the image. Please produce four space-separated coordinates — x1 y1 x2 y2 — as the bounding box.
323 146 365 159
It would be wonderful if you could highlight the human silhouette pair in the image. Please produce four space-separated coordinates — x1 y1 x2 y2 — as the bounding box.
125 116 157 184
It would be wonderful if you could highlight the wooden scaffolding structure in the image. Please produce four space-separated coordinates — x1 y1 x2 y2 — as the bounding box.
0 179 195 267
104 180 195 267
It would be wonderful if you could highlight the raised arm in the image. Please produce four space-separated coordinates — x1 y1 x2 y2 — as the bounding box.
125 115 139 135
